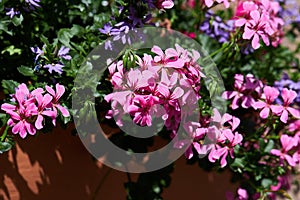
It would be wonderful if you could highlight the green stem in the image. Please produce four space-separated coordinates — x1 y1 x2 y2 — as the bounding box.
0 125 9 142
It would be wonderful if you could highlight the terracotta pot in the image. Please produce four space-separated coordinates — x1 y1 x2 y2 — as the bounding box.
0 124 239 200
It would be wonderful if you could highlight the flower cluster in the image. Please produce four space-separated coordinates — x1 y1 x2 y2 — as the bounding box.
105 44 243 167
234 0 284 49
222 74 263 110
200 11 234 43
31 45 72 74
183 108 243 168
1 83 70 138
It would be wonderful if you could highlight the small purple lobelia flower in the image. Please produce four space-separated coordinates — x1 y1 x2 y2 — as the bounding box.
58 46 72 60
44 63 64 74
276 0 300 25
99 23 113 35
200 11 234 43
25 0 41 8
6 8 20 18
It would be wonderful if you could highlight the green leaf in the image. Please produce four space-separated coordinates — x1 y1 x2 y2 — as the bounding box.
0 141 12 153
11 14 23 26
261 178 272 188
1 80 20 94
231 157 246 169
17 66 35 77
58 28 74 47
264 140 274 153
1 45 22 55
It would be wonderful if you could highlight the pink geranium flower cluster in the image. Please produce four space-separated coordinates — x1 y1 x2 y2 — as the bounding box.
105 44 203 133
1 83 70 138
207 109 243 167
222 74 263 110
175 109 243 168
253 86 300 123
234 0 284 49
105 44 243 167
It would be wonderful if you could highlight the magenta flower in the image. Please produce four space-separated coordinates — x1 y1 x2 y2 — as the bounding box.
222 74 262 109
34 93 55 130
270 134 298 166
271 88 300 123
45 83 70 125
252 86 280 119
128 95 159 126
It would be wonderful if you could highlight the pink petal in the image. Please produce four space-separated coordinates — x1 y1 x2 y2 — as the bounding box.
151 45 164 56
280 109 289 123
270 149 281 156
56 104 70 117
251 33 260 49
260 107 270 119
287 107 300 119
170 87 184 99
35 114 44 130
284 154 296 166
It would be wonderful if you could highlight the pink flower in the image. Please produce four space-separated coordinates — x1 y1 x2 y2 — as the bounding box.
242 11 271 49
222 74 262 109
6 103 38 138
128 95 159 126
270 134 298 166
34 93 55 130
272 88 300 123
234 0 284 50
252 86 280 119
151 45 185 69
46 83 70 125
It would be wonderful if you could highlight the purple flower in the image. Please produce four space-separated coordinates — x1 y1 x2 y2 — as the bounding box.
276 0 300 25
30 46 44 62
44 63 64 74
25 0 41 8
58 46 72 60
200 11 234 43
6 8 20 18
99 23 113 35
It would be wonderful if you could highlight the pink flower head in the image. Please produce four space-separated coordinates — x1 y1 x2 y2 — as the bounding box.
234 0 284 49
252 86 280 119
128 95 159 126
222 74 262 110
270 134 298 166
151 45 185 69
46 83 70 125
271 88 300 123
